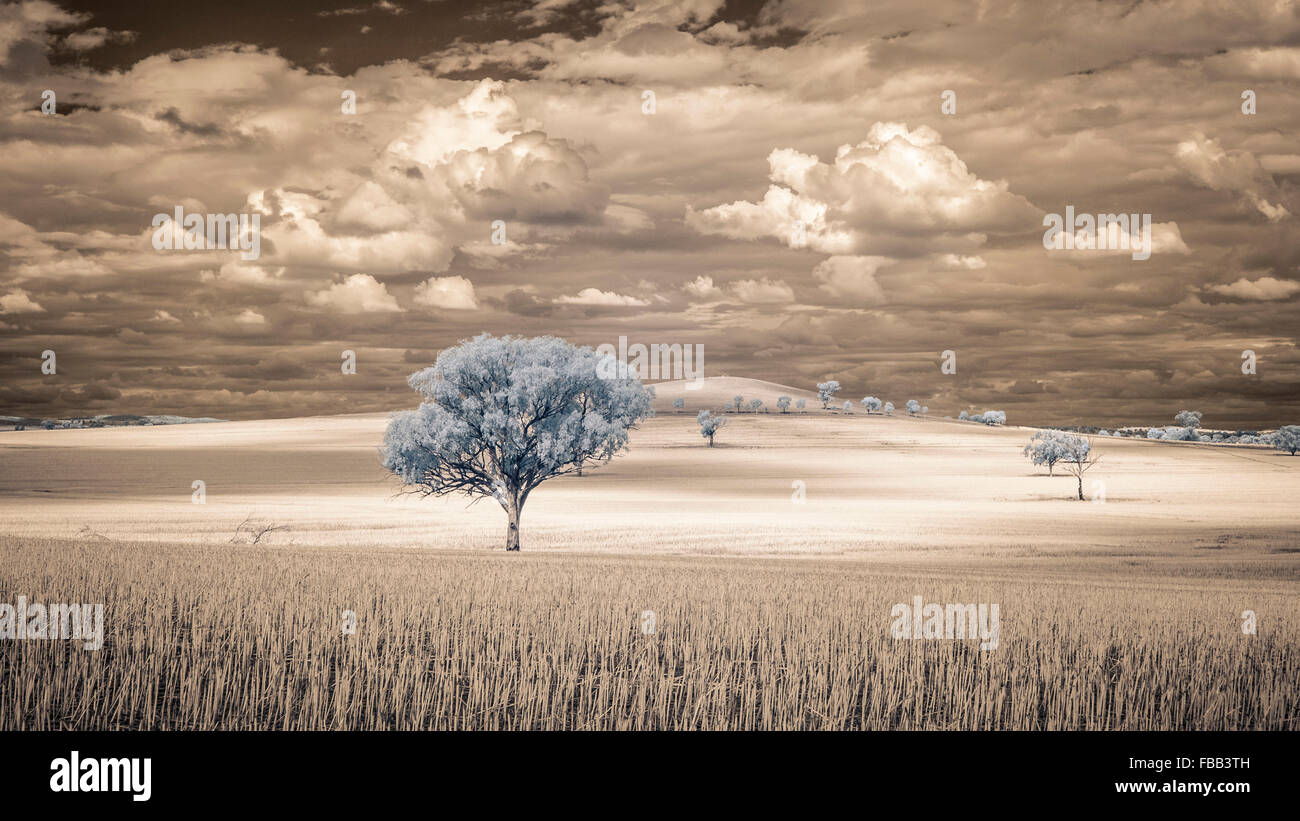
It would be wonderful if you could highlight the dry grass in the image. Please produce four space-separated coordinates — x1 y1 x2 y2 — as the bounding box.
2 538 1295 730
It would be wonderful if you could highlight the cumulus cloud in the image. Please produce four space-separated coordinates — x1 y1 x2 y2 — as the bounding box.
413 275 478 310
0 289 44 314
241 80 607 277
305 274 402 313
331 181 417 235
730 278 794 304
683 275 723 299
431 130 607 223
1176 134 1291 222
1207 276 1300 301
1051 219 1192 258
0 0 86 66
554 288 650 307
256 188 456 277
811 256 891 304
687 123 1039 257
233 308 268 326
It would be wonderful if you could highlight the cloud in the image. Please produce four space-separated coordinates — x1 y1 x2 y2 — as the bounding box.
1205 47 1300 80
0 289 44 314
935 254 986 271
603 203 654 234
516 0 584 28
61 26 135 51
305 274 402 313
503 288 551 316
385 80 522 165
431 130 608 223
0 0 86 66
1207 276 1300 301
233 308 267 326
332 181 417 234
731 277 794 304
555 288 650 307
319 1 406 17
456 238 549 269
811 255 891 304
242 80 606 277
3 2 1300 427
59 382 121 403
199 262 284 288
687 123 1040 257
1052 219 1192 258
1176 134 1291 222
683 275 723 299
413 275 479 310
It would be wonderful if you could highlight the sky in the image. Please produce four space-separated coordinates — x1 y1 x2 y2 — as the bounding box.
1 0 1298 428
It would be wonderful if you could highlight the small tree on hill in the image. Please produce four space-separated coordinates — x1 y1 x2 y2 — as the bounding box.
817 381 841 408
1022 430 1079 476
777 396 792 413
1060 436 1099 501
698 410 726 447
381 334 653 551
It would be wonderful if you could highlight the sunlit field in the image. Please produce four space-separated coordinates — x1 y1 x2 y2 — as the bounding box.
1 378 1297 730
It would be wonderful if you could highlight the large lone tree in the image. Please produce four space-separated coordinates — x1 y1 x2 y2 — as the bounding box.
381 334 653 550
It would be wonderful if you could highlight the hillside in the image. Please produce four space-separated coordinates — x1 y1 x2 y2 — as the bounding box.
648 376 821 414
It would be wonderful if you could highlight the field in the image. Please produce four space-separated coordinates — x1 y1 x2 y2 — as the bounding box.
1 378 1298 730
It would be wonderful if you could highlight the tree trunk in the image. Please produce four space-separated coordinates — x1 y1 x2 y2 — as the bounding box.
1048 462 1054 476
707 434 714 447
1076 474 1084 501
504 498 521 551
